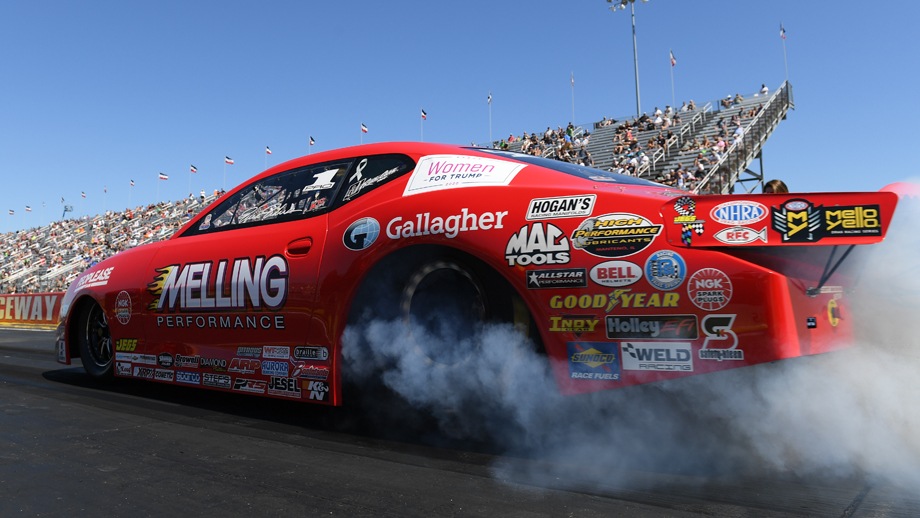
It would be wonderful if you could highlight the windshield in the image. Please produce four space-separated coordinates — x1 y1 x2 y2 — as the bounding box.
469 148 662 186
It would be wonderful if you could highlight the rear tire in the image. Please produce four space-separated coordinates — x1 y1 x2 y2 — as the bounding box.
400 259 488 366
77 302 114 379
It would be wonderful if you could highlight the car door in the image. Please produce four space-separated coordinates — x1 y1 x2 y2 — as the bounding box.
140 160 351 374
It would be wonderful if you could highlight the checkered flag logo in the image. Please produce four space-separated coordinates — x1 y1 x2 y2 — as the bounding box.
674 196 696 217
621 342 638 359
681 222 705 245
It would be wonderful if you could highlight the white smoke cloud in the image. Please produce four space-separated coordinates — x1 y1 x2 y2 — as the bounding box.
341 188 920 493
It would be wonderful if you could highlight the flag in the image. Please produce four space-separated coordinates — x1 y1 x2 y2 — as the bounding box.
265 146 272 155
225 156 234 165
571 72 574 87
25 206 31 212
130 179 135 187
158 172 169 180
81 191 86 198
190 165 198 173
421 109 427 120
780 23 786 40
309 136 315 146
487 92 492 105
361 123 368 133
61 197 64 203
64 205 73 213
103 186 107 193
670 50 677 67
8 209 13 216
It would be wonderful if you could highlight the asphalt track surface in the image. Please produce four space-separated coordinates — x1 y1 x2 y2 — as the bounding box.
1 329 918 517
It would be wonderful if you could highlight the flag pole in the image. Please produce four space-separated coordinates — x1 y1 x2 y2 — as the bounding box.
570 73 575 125
669 50 676 109
780 23 789 82
487 92 492 146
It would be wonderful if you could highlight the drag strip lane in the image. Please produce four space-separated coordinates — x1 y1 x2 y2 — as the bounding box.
0 332 917 516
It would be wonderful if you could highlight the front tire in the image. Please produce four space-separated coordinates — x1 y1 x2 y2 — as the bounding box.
77 302 114 379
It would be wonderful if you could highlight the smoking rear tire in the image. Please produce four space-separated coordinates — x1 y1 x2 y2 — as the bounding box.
77 301 114 379
400 260 488 365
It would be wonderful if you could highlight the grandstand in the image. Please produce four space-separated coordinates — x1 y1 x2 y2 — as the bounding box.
1 82 792 295
1 194 219 295
498 81 792 195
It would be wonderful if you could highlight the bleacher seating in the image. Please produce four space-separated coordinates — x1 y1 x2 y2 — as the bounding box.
0 194 218 294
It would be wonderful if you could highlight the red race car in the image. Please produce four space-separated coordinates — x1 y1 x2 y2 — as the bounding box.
55 142 899 405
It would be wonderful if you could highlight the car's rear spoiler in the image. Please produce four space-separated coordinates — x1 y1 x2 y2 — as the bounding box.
661 191 899 248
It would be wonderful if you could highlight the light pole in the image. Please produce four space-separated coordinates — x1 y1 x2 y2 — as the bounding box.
608 0 646 117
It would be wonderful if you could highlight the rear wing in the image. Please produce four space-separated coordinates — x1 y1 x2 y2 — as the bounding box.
662 191 899 248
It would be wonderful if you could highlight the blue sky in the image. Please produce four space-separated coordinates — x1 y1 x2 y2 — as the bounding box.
1 1 917 234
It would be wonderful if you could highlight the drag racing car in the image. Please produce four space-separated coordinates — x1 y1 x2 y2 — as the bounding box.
55 142 899 405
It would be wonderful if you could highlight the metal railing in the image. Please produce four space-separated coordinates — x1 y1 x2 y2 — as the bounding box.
692 82 792 194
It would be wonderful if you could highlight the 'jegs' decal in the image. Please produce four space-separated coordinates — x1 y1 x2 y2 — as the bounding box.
147 255 288 311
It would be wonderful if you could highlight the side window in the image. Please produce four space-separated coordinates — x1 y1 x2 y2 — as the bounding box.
183 160 352 236
337 154 415 204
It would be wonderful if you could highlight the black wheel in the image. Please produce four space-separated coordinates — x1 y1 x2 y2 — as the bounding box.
77 302 114 379
400 260 488 366
342 251 541 441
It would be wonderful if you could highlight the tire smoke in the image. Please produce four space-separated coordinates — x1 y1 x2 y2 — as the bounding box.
341 189 920 492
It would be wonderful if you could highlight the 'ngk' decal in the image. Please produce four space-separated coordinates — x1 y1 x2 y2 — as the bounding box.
148 255 288 311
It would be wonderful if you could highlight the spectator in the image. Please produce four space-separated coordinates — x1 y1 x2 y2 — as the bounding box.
763 179 788 194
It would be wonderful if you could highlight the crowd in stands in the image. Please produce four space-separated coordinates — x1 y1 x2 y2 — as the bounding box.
0 192 220 295
658 96 763 190
494 122 596 168
493 83 771 193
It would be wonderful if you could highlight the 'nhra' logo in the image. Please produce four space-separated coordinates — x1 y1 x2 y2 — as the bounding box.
505 223 570 267
710 200 767 225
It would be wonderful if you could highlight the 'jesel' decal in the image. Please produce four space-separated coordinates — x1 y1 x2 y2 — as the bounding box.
147 255 288 311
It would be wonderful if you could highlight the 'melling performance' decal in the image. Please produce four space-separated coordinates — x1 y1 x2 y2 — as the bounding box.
147 255 289 330
572 213 661 258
